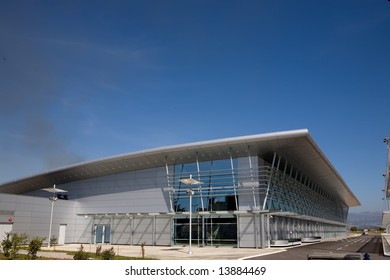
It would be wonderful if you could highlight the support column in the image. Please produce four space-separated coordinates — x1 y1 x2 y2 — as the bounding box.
91 216 95 246
153 215 156 246
130 216 134 245
195 153 205 211
254 213 259 249
165 158 174 212
236 214 240 248
248 148 257 209
260 214 266 248
230 149 239 210
202 216 205 247
266 214 270 248
262 153 277 210
109 216 113 245
170 215 175 246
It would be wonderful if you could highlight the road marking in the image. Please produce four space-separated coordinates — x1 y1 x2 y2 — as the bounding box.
337 247 343 250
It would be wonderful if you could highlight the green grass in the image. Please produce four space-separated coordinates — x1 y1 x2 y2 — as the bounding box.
0 250 157 260
0 254 54 260
66 251 157 260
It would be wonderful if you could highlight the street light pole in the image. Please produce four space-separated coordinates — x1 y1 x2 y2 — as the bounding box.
187 188 194 254
41 184 67 248
180 174 203 255
384 137 390 211
48 194 57 248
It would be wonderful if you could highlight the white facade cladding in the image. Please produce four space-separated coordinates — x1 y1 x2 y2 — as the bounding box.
0 129 360 248
381 138 390 233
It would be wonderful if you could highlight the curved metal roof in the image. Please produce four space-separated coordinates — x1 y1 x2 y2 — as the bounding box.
0 129 360 207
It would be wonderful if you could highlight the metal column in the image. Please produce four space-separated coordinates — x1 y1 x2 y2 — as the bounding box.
262 153 277 210
248 148 257 209
165 158 174 212
230 148 239 210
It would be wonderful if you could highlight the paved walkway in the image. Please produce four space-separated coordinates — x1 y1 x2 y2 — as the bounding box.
382 234 390 256
34 244 283 260
30 234 390 260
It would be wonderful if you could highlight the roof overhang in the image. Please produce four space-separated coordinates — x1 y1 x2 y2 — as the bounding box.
0 129 360 207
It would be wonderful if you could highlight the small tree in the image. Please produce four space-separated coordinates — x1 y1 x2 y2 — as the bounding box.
95 244 102 257
28 237 45 259
11 232 28 259
140 242 146 259
50 235 57 249
101 247 116 260
73 245 89 260
1 232 28 259
1 232 12 258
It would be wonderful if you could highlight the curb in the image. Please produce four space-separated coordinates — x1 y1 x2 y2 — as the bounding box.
382 235 390 257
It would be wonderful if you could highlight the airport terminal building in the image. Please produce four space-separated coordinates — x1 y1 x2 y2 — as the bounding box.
381 138 390 233
0 129 360 248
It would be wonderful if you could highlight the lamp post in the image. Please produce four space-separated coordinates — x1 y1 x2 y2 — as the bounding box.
384 137 390 211
180 175 203 254
41 184 68 248
186 188 194 254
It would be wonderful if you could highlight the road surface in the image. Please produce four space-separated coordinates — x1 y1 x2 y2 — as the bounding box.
248 235 388 260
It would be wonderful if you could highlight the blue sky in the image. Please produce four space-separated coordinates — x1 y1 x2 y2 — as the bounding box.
1 1 389 213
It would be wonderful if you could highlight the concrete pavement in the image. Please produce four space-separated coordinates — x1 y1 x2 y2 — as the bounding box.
31 234 390 260
34 243 284 260
382 234 390 256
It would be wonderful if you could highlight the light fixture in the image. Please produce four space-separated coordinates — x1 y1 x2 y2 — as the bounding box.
41 184 68 248
180 174 203 185
179 175 203 255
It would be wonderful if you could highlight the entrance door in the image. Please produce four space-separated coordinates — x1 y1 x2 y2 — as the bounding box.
0 224 13 243
58 224 67 245
95 225 111 244
174 216 237 246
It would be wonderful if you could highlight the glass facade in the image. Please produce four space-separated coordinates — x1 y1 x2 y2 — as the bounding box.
170 155 349 246
173 159 238 245
263 157 349 223
173 159 238 212
174 216 237 246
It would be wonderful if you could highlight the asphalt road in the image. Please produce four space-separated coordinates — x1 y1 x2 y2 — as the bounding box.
248 235 389 260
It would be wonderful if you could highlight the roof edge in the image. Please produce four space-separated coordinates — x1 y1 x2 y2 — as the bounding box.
0 129 309 186
304 133 361 207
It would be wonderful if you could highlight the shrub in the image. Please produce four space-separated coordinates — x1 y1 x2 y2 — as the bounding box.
101 247 116 260
1 232 12 258
95 244 102 256
50 235 57 248
1 232 28 259
73 245 89 260
140 242 146 258
28 237 45 259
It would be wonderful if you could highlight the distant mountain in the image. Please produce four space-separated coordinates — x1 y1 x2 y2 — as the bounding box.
347 211 382 228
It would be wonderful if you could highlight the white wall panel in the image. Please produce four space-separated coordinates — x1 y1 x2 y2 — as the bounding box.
237 157 259 211
238 215 255 248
